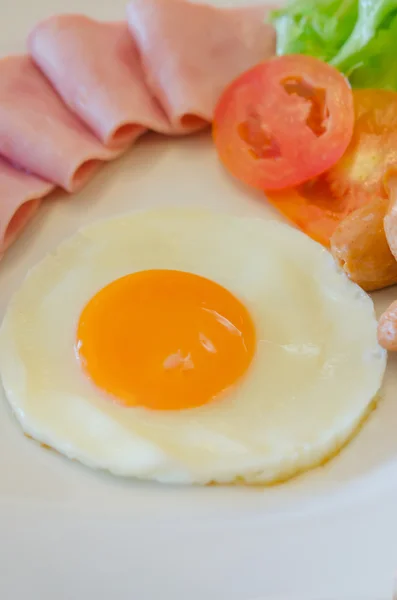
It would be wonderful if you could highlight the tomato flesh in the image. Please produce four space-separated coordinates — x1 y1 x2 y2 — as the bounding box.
213 54 354 191
267 89 397 246
327 90 397 203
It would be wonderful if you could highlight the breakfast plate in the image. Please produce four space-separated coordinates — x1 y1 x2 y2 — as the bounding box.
1 0 397 598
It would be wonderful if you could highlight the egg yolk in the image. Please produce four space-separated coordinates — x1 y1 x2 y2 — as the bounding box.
76 270 256 410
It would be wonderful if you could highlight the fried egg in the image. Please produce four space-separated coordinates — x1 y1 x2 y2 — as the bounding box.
0 209 386 484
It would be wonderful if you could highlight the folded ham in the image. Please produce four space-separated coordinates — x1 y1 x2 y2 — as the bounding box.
126 0 276 127
29 17 174 150
29 1 276 148
0 157 54 256
0 0 277 258
0 56 115 193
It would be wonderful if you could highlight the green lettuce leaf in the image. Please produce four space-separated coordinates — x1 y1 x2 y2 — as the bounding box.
271 0 397 91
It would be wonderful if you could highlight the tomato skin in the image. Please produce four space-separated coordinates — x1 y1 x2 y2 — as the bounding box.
213 54 354 191
267 89 397 246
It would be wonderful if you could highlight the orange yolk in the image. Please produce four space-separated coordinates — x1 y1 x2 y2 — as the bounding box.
76 270 256 411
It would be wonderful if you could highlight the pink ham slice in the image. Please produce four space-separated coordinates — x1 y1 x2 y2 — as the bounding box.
29 16 175 150
0 2 276 259
0 56 116 193
126 0 276 127
0 157 54 256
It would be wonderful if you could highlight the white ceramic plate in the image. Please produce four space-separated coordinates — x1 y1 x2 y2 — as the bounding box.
1 1 397 598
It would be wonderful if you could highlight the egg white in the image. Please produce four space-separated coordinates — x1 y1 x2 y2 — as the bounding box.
0 209 387 484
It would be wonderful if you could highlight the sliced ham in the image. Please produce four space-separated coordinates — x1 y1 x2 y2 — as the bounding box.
0 157 54 256
0 2 277 259
0 56 116 193
126 0 276 127
29 16 174 150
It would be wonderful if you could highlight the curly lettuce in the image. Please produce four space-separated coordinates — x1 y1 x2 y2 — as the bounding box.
271 0 397 91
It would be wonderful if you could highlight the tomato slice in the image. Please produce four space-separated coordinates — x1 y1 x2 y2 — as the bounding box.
267 89 397 247
213 55 354 191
